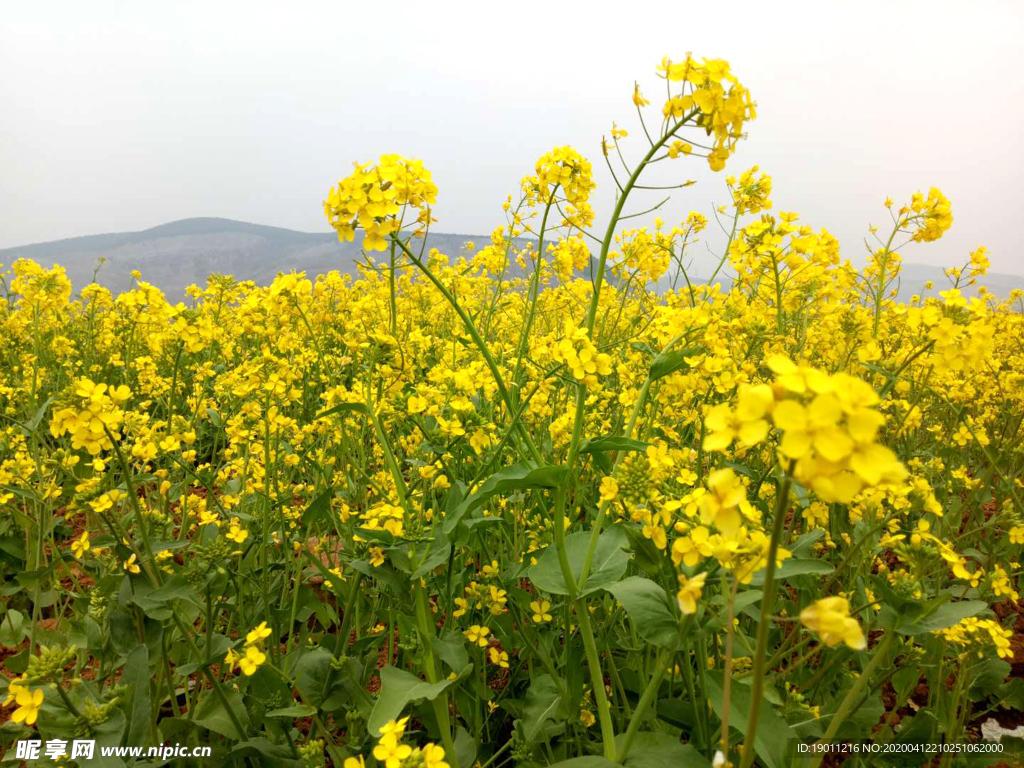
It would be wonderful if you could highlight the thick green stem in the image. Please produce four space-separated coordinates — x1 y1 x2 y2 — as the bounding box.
618 648 671 762
575 598 617 760
551 487 617 760
738 469 793 768
414 584 460 768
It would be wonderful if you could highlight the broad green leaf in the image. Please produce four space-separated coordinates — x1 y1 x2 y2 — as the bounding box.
579 436 650 454
545 759 618 767
411 530 452 579
265 704 318 718
431 632 470 675
0 536 26 564
42 709 126 768
315 402 368 419
346 558 407 594
175 633 232 677
530 524 630 596
605 576 681 650
445 462 567 533
898 599 989 635
893 711 938 746
0 609 25 646
617 733 711 768
706 671 795 768
788 529 825 558
367 665 464 736
354 527 396 546
749 558 833 585
227 738 305 767
703 590 763 631
997 678 1024 710
122 644 151 747
453 725 477 768
23 397 53 433
294 647 335 708
205 407 223 427
649 346 706 381
131 576 199 620
148 574 200 602
874 578 937 624
521 674 566 744
193 686 249 740
301 488 334 526
826 691 884 740
968 658 1011 701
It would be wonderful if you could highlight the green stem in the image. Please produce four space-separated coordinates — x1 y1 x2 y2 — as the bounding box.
413 583 460 768
618 647 671 762
391 236 543 465
808 632 895 768
738 468 793 768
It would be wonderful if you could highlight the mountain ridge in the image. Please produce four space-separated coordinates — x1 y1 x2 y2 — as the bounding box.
1 217 1021 300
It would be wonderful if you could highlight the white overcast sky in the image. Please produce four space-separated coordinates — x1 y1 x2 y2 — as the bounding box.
2 0 1022 275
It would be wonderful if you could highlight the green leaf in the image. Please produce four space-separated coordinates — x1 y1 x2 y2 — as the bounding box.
294 648 334 708
0 609 25 646
453 725 477 768
706 671 795 768
227 738 305 766
545 759 618 768
703 591 763 631
23 397 53 433
132 575 200 619
580 436 649 473
649 346 706 381
826 691 884 741
128 581 197 622
347 558 407 594
193 686 249 740
175 633 232 677
605 576 681 650
445 462 567 534
122 644 151 747
997 677 1024 710
617 733 711 768
521 674 566 744
411 530 452 580
788 529 825 558
969 659 1011 701
749 558 834 585
354 527 396 546
431 632 471 675
315 402 368 419
367 665 464 736
579 436 650 454
874 579 934 625
898 599 989 635
265 704 318 718
530 524 630 596
205 407 223 427
893 711 938 746
301 488 334 526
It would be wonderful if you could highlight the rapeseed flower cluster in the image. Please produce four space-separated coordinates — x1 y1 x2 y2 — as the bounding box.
324 154 438 251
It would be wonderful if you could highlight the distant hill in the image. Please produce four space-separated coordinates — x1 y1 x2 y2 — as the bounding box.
1 217 1021 301
0 218 487 298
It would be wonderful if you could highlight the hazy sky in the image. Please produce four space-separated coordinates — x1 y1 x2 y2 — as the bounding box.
2 0 1022 275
